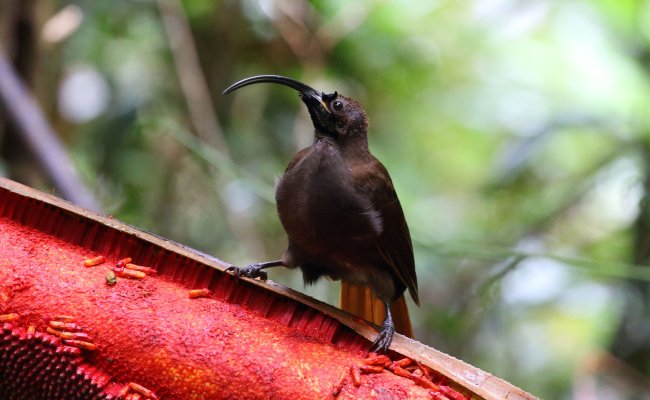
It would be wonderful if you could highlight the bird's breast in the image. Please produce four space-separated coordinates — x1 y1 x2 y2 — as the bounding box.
276 140 381 254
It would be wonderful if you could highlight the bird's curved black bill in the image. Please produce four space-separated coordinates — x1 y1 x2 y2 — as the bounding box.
222 75 328 112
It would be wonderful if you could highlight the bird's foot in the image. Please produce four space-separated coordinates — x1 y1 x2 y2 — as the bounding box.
226 264 269 281
370 319 395 354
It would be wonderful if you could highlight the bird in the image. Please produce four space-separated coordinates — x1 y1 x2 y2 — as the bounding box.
223 75 419 353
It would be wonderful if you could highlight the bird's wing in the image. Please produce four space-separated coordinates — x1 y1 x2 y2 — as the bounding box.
351 158 419 305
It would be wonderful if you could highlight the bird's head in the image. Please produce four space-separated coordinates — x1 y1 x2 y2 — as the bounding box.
223 75 368 142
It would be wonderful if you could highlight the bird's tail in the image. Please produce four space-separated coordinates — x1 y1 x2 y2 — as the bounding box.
339 280 413 338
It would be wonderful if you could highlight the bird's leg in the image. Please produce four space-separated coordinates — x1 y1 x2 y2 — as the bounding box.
370 300 396 353
226 260 285 281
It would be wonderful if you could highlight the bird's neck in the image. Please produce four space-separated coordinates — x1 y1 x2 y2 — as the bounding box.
314 133 370 159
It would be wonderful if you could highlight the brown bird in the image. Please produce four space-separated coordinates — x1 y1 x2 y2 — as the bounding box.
223 75 419 352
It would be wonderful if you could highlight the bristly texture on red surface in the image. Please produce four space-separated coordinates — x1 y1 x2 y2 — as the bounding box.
0 186 448 399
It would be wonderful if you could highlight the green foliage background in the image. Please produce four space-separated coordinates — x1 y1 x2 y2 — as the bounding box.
4 0 650 398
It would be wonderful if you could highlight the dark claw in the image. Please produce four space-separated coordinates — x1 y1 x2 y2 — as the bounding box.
226 264 268 281
370 319 395 354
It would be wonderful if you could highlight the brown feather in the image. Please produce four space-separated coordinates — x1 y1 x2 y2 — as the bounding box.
340 281 414 338
224 76 419 352
350 157 419 305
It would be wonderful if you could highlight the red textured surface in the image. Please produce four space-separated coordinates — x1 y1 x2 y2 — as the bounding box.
0 188 435 399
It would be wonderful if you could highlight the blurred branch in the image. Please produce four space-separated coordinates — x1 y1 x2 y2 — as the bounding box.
273 0 371 62
156 0 228 152
476 254 527 298
442 142 635 305
0 45 101 211
610 139 650 374
423 240 650 282
161 121 275 203
156 0 267 260
314 2 371 50
273 1 324 65
522 142 632 237
491 115 632 187
267 1 372 150
573 351 650 399
453 136 634 302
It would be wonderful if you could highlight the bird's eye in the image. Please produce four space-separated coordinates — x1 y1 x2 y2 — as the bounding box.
332 100 343 111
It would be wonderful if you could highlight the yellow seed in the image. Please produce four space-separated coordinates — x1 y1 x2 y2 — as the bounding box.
63 339 97 351
188 288 211 299
48 320 80 331
53 315 75 322
119 269 146 279
46 326 64 337
125 263 156 275
129 382 155 398
83 256 106 267
0 313 19 322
